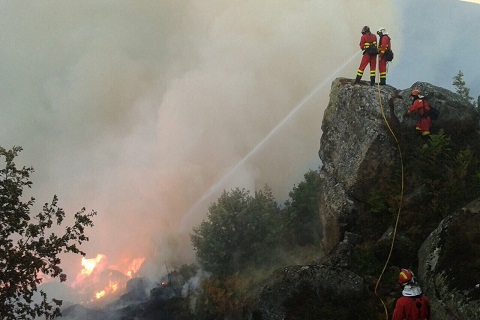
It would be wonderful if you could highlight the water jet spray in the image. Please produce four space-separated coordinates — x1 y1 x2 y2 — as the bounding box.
180 51 361 231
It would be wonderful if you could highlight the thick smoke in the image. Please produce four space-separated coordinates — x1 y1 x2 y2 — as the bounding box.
0 0 399 302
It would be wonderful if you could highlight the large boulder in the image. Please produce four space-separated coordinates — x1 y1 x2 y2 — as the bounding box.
318 78 480 254
397 81 479 141
418 199 480 320
318 78 400 252
252 265 366 320
59 305 110 320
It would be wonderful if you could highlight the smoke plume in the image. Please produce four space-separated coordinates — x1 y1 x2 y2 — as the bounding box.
0 1 399 302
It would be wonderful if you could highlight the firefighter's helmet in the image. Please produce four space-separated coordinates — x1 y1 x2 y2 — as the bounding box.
377 27 388 35
398 268 415 286
361 26 370 34
411 89 421 96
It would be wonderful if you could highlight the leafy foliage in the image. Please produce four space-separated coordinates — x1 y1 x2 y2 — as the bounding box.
350 245 383 277
0 146 97 320
176 263 199 282
415 130 480 216
452 70 476 106
364 129 480 277
188 171 324 319
283 169 322 247
372 129 480 226
194 274 253 320
190 186 281 276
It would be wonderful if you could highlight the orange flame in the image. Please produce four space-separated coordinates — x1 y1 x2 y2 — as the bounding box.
81 254 105 276
126 257 145 277
74 254 145 303
95 280 120 300
95 290 106 299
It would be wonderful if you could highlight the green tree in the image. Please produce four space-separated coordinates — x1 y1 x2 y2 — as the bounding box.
195 273 253 320
283 169 322 246
0 146 97 320
190 186 281 276
452 70 476 106
415 130 480 216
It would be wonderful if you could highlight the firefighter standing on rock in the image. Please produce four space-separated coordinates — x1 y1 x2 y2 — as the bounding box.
377 27 391 85
355 26 378 86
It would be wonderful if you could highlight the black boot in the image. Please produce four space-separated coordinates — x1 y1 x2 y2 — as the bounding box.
380 78 386 86
370 76 375 86
354 75 361 85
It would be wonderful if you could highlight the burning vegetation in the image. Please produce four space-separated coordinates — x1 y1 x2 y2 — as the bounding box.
72 254 146 304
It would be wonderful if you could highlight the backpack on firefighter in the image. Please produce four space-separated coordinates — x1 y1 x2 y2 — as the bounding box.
422 98 439 120
365 42 378 56
384 47 394 61
379 33 394 61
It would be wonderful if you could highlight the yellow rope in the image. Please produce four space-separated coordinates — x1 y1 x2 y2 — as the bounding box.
374 70 405 320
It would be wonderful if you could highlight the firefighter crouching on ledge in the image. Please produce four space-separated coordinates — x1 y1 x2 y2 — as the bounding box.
406 89 432 136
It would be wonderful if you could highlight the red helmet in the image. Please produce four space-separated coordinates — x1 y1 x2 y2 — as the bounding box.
399 268 414 286
411 89 421 96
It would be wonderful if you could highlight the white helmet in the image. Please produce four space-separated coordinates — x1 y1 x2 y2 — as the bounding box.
377 27 388 35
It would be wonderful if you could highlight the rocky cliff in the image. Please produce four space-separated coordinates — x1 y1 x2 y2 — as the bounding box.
253 78 480 319
418 201 480 320
318 78 479 255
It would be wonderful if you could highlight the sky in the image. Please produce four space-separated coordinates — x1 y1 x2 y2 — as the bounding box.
392 0 479 96
1 0 479 304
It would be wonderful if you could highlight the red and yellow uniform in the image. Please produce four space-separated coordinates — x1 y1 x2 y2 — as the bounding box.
356 33 377 84
354 26 377 86
377 34 391 85
407 97 432 136
392 295 431 320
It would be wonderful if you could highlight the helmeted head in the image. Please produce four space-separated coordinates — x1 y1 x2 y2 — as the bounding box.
411 89 425 100
361 26 370 35
377 27 388 36
398 268 416 286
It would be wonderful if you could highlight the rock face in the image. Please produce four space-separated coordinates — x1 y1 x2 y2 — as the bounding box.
318 79 400 252
254 78 480 318
253 265 366 320
59 305 109 320
418 200 480 320
313 78 480 319
318 78 479 254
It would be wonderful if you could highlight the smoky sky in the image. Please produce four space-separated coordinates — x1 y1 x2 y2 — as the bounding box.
0 0 425 291
392 0 480 97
